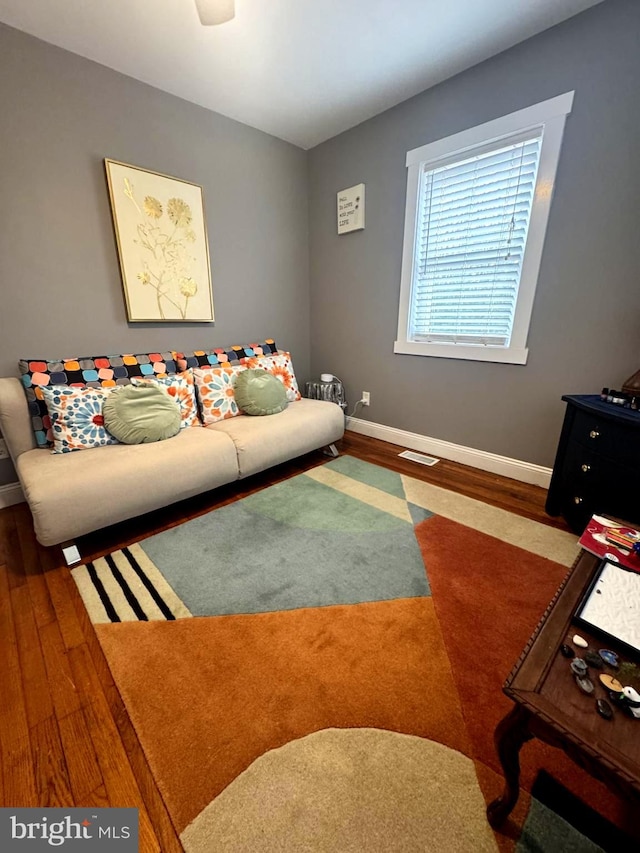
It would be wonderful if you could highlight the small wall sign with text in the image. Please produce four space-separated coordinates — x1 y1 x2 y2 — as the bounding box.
337 183 365 234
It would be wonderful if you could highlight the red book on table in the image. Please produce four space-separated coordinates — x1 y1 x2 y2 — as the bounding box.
579 515 640 573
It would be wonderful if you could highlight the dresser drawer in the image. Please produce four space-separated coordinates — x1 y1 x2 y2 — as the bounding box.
558 486 640 533
547 395 640 533
570 409 640 466
559 446 639 527
560 441 639 491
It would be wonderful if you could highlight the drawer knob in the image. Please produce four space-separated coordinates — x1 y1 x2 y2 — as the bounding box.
581 464 591 473
574 496 583 505
589 430 600 439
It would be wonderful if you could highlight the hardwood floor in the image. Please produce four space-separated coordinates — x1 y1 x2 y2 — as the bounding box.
0 432 571 850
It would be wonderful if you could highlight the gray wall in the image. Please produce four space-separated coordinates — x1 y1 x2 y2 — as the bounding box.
308 0 640 468
2 0 639 490
0 23 310 486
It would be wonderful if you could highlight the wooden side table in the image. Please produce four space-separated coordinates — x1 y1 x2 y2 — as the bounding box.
487 551 640 830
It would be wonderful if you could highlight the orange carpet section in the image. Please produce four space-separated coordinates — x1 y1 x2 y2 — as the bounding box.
96 596 469 834
416 514 629 828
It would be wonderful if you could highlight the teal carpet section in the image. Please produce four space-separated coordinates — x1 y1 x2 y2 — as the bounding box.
138 464 431 616
409 502 434 525
325 454 407 498
516 798 604 853
240 474 409 533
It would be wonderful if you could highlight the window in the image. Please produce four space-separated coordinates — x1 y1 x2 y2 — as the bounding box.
395 92 574 364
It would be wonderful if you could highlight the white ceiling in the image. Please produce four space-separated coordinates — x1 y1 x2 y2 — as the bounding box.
0 0 603 149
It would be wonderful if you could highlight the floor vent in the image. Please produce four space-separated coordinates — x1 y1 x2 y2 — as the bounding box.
398 450 440 467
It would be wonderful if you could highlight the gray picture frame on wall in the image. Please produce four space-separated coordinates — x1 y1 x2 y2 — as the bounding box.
104 159 214 323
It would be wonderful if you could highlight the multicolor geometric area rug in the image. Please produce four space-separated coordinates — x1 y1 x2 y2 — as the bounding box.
72 456 627 851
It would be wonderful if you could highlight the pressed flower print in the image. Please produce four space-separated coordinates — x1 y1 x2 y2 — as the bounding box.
105 160 214 322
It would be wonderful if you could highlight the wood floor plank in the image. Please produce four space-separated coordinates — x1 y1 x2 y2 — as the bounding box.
30 715 74 807
82 783 110 809
70 609 119 695
12 504 58 628
10 582 54 728
82 696 162 853
0 562 38 806
39 620 82 720
103 684 183 853
67 642 112 709
26 569 57 629
68 643 182 851
2 506 26 591
58 708 104 801
1 733 38 807
0 505 12 566
14 502 44 578
40 549 86 650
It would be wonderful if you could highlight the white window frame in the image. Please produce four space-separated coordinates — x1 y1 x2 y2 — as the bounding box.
394 92 574 365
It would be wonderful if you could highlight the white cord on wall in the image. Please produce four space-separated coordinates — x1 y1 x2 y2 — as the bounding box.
319 373 364 417
325 374 366 417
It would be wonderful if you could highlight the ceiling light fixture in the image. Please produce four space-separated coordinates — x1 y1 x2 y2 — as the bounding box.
195 0 235 26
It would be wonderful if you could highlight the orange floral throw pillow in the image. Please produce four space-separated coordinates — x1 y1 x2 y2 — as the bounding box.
131 371 200 428
192 366 246 425
240 352 301 402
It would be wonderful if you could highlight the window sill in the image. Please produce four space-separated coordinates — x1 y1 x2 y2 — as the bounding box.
393 340 529 365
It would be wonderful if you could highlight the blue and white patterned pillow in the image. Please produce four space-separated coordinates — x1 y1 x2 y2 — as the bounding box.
41 386 119 453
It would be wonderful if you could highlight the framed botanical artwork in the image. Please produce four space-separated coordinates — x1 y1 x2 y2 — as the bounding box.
104 159 214 322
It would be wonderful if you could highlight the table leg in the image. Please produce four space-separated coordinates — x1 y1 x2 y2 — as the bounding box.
487 704 533 827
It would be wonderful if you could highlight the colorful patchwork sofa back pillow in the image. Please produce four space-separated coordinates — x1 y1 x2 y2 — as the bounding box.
19 353 177 447
174 339 277 371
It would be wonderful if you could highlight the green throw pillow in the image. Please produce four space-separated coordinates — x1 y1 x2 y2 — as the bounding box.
102 384 181 444
234 369 288 416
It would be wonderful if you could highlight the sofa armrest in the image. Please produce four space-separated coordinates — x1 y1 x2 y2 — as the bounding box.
0 377 36 461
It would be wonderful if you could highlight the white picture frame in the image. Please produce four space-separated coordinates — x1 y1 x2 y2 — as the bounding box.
337 183 365 234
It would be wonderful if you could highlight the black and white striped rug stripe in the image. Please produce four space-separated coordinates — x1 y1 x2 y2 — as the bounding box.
72 544 192 624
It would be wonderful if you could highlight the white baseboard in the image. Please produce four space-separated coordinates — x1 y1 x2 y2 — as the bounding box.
0 481 25 508
346 417 552 488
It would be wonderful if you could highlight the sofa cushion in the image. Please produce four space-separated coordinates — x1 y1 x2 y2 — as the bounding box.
103 385 182 444
19 352 177 447
41 385 119 454
208 398 345 478
239 351 302 401
234 369 288 416
16 427 239 546
193 365 246 424
174 340 277 372
131 370 200 428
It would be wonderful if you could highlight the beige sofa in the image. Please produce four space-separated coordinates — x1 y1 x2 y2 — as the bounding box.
0 377 344 549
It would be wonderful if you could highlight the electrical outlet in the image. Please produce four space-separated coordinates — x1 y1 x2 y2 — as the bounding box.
362 391 370 406
0 439 9 460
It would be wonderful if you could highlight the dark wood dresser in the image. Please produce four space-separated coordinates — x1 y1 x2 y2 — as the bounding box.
546 394 640 534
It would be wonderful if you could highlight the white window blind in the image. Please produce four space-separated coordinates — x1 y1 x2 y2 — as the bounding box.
409 134 542 347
